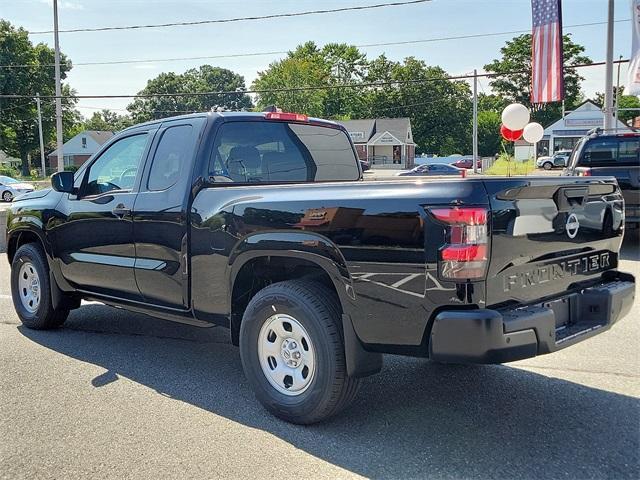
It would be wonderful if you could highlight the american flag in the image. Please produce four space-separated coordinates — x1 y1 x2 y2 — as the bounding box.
531 0 565 103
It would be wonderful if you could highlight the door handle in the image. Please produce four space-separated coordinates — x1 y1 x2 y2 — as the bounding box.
112 204 131 218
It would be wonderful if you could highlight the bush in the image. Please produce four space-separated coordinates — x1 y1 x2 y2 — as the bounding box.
0 166 20 178
64 165 79 173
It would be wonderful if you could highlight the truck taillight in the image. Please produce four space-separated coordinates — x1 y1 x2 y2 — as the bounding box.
429 207 489 280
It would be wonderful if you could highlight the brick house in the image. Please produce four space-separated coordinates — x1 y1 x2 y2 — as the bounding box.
47 130 114 168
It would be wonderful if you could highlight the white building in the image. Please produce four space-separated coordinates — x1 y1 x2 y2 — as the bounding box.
544 100 632 153
514 100 632 161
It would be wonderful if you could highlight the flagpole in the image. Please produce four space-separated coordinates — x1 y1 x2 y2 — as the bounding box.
603 0 615 131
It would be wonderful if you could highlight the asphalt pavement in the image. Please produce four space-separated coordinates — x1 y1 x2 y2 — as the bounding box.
0 232 638 480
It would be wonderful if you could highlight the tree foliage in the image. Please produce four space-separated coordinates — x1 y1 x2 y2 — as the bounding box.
484 34 591 126
594 86 640 125
477 110 502 157
127 65 253 123
83 109 134 133
254 44 473 154
0 20 78 175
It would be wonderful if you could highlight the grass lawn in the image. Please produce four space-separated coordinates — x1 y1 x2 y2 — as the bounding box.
485 158 536 176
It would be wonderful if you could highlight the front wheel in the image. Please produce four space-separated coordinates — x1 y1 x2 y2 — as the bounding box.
239 280 360 424
543 162 553 170
11 243 69 329
2 190 13 202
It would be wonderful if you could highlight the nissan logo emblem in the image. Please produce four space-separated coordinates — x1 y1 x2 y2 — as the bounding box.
566 213 580 239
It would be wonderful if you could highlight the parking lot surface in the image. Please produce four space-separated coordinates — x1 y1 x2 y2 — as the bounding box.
0 233 638 479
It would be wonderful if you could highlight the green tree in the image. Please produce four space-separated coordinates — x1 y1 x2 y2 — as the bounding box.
484 34 591 127
477 110 502 157
594 87 640 125
83 109 133 133
478 93 507 113
252 41 368 118
127 65 253 123
0 20 78 175
363 56 473 155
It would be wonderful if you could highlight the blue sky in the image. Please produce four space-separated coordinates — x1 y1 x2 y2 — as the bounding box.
1 0 634 117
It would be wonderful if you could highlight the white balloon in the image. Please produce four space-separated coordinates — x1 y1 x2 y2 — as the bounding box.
501 103 530 131
523 122 544 143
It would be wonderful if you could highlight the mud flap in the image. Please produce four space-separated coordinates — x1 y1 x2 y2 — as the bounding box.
342 313 383 377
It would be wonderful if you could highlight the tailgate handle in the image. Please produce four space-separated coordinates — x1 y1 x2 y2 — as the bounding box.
556 187 587 211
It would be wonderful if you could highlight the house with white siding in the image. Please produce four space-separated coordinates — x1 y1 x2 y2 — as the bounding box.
48 130 114 168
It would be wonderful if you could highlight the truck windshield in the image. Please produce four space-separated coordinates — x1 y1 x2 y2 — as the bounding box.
209 121 360 183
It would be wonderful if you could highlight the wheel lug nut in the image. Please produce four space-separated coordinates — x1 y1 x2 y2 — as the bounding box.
290 341 297 349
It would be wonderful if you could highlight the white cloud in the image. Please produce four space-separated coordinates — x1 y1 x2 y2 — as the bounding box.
38 0 85 10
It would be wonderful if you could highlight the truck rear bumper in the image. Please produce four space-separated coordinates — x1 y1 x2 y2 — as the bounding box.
428 272 635 364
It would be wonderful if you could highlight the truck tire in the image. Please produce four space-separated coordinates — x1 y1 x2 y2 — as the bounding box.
11 243 69 329
239 280 361 424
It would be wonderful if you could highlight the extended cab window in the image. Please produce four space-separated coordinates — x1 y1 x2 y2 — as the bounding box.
209 121 359 183
82 134 149 196
148 125 193 191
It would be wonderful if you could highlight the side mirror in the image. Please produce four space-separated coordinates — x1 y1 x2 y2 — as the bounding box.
51 171 76 193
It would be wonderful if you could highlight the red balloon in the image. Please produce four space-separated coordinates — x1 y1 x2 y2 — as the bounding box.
500 124 523 141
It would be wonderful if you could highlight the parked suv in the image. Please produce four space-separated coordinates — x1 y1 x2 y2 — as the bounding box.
537 151 570 170
564 130 640 227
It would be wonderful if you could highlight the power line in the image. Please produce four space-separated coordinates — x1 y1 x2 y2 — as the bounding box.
28 0 431 35
0 59 628 100
2 19 630 69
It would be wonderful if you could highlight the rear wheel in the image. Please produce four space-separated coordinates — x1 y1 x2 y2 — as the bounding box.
239 280 360 424
2 190 13 202
11 243 69 329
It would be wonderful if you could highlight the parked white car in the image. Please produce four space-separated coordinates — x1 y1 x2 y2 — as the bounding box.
0 175 35 202
536 151 571 170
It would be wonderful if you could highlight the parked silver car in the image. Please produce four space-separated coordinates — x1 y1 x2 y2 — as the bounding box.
0 176 35 202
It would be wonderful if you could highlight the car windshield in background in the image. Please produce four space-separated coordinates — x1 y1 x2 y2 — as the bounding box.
210 121 359 183
0 176 18 184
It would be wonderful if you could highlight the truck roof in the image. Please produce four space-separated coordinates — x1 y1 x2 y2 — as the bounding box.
122 111 341 132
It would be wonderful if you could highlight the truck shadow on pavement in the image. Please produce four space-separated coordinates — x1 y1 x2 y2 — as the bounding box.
19 307 639 480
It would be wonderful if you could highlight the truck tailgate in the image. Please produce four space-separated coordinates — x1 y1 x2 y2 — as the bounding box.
482 177 625 307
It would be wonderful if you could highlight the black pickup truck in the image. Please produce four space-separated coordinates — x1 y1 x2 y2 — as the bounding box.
5 111 635 424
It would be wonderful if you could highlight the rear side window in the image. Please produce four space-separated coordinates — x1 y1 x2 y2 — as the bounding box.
579 137 640 167
148 125 193 191
209 121 359 183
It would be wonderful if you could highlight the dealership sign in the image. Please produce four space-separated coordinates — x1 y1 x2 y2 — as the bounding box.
564 118 602 127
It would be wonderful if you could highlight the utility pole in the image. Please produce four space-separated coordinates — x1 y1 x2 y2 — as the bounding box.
35 94 46 179
472 69 478 174
53 0 64 172
615 55 623 130
603 0 615 131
